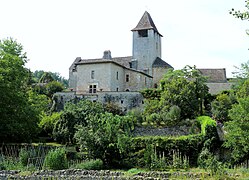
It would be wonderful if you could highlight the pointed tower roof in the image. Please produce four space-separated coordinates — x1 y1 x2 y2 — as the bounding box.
132 11 162 37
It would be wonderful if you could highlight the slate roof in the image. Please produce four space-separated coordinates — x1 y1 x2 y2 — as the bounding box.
75 56 132 68
198 68 227 83
74 56 152 78
132 11 162 37
206 83 234 95
152 57 173 68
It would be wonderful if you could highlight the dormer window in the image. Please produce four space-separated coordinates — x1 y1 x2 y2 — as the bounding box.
138 30 148 37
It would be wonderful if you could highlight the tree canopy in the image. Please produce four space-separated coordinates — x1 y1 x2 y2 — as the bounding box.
0 38 40 142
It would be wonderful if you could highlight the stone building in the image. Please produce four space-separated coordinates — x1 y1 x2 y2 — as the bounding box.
69 11 173 95
67 11 232 110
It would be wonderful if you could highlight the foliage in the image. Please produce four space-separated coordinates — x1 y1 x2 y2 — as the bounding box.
39 72 54 83
33 81 64 99
74 112 134 167
160 72 199 119
161 105 181 126
230 1 249 20
237 78 249 98
43 148 67 170
127 116 218 168
19 149 29 167
39 112 62 136
140 88 162 99
103 102 124 115
33 70 68 88
211 93 234 123
198 139 225 176
196 116 216 136
126 108 143 125
53 99 104 144
0 38 40 142
45 81 64 98
72 159 103 170
224 97 249 163
143 66 209 125
28 90 51 115
143 145 189 170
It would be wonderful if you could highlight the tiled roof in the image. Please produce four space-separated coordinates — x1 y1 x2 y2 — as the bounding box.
132 11 162 37
198 68 227 83
152 57 173 68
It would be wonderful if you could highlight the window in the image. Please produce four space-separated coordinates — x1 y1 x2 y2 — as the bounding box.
89 85 97 93
145 77 147 85
116 71 119 80
91 70 95 79
126 74 129 82
138 30 148 37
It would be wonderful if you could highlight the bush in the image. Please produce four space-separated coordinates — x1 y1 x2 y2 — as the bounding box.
19 149 29 166
43 148 67 170
162 105 181 126
73 159 103 170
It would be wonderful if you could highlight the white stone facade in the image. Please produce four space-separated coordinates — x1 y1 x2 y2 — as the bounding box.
69 11 172 95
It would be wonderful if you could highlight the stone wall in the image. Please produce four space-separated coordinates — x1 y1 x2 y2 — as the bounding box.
124 69 152 91
152 67 169 87
54 91 144 112
132 126 193 137
98 92 144 111
0 169 214 179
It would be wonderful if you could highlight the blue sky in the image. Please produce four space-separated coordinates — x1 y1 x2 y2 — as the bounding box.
0 0 248 78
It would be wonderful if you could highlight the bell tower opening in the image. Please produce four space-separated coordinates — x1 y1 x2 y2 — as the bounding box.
138 30 148 37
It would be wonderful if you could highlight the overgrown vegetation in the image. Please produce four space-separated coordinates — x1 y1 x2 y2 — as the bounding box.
1 2 249 177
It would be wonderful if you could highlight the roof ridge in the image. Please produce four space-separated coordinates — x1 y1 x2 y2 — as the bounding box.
132 11 162 36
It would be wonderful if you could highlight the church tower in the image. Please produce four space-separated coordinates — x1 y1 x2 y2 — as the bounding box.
131 11 162 76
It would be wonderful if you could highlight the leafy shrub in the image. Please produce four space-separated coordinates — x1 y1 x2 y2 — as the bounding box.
73 159 103 170
0 161 6 170
211 93 232 123
196 116 216 136
43 148 67 170
127 108 143 125
162 105 181 126
39 112 61 136
19 149 29 166
104 102 124 115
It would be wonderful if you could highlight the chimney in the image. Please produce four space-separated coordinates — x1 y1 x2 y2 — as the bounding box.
103 50 112 59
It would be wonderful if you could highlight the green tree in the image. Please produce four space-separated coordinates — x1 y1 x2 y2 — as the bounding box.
211 93 233 123
160 66 209 119
74 112 133 167
33 70 68 88
53 99 104 144
0 38 40 142
39 112 62 137
237 78 249 98
143 66 209 125
45 81 64 98
224 97 249 162
39 72 54 83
